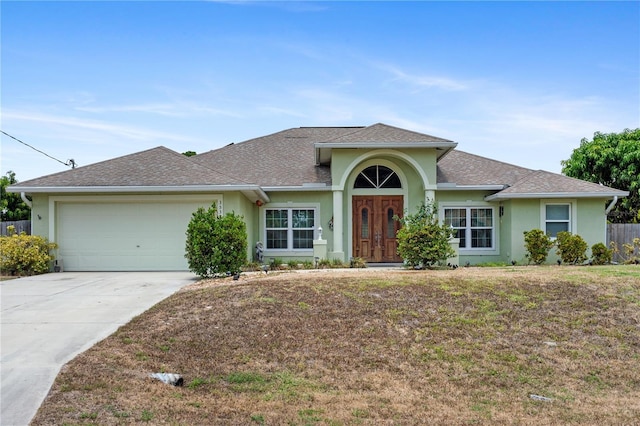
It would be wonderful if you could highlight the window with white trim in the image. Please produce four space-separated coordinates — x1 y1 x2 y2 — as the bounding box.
265 208 315 250
544 204 570 238
444 207 494 249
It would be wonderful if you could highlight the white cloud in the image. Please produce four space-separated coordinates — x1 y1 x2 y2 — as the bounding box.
376 63 469 92
2 110 205 144
75 102 243 118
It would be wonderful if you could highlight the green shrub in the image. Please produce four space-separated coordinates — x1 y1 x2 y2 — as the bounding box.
523 229 553 265
317 258 332 269
350 257 367 268
395 201 454 269
185 203 247 278
624 238 640 264
330 258 348 268
300 260 315 269
555 231 588 264
610 238 640 264
269 258 284 271
590 242 612 265
0 230 58 276
287 260 300 270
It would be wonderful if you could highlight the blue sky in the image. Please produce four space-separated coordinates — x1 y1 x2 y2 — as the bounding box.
2 1 639 181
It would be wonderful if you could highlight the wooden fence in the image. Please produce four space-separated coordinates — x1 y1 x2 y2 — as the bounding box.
607 223 640 262
1 220 32 236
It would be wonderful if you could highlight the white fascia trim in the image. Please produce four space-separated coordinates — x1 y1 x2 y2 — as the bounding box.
262 185 330 192
485 191 629 201
9 184 260 193
11 184 270 203
437 184 506 191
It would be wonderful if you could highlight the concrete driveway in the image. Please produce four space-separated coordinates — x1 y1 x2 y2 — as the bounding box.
1 272 197 426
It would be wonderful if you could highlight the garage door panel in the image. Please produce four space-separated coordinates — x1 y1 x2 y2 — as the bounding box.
57 201 211 271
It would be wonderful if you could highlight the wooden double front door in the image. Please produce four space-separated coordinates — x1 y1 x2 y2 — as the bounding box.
352 195 403 263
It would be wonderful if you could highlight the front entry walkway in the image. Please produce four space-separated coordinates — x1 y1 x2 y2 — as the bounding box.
1 272 196 426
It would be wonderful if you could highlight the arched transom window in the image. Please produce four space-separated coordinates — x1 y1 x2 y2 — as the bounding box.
354 165 401 189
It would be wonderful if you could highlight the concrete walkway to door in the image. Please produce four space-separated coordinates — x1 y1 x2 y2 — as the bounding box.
1 272 197 426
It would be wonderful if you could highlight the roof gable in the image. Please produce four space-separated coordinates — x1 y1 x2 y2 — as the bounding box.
314 123 457 165
318 123 454 144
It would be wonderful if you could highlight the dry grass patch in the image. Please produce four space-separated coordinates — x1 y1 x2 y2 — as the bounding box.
32 266 640 425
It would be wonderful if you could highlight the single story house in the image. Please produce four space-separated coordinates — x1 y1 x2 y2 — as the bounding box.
9 123 628 271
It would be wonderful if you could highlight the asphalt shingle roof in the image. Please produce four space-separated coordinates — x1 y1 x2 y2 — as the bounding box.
437 150 626 197
437 150 531 186
12 146 248 188
318 123 454 144
191 126 361 187
494 170 627 197
9 123 628 199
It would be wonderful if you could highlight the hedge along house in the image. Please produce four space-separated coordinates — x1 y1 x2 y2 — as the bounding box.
9 123 628 271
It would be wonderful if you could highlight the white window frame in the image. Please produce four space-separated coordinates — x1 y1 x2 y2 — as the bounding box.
541 200 575 239
440 203 498 254
262 204 318 254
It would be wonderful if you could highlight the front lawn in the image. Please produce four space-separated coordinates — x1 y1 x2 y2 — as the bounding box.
32 266 640 425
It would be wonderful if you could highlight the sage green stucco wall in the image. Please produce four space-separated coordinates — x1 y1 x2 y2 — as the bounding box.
509 199 541 263
575 199 608 254
508 198 608 264
499 200 513 264
435 191 491 204
30 194 50 238
330 148 438 191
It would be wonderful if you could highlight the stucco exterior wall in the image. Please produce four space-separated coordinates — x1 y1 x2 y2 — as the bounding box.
508 198 608 264
30 194 50 239
575 199 608 255
509 199 541 263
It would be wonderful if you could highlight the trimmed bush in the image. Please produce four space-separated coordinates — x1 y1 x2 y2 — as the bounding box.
0 229 58 276
610 238 640 264
590 242 612 265
185 203 247 278
555 231 588 265
523 229 553 265
395 202 454 269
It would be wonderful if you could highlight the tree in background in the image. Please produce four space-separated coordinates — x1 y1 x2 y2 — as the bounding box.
1 171 30 221
182 151 197 157
561 129 640 223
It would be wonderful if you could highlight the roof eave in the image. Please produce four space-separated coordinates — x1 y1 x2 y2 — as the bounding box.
485 191 629 201
7 184 271 202
315 142 457 149
315 142 458 165
262 184 330 192
437 184 507 191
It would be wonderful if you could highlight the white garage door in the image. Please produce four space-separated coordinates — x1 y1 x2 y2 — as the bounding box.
56 199 216 271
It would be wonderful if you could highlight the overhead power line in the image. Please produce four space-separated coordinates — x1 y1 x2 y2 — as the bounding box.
0 130 77 168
